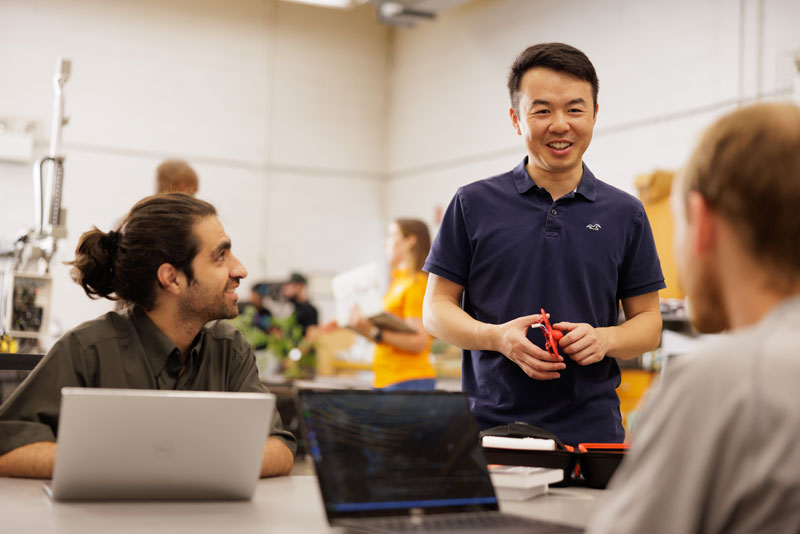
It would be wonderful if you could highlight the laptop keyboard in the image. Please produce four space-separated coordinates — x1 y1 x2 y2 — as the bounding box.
336 511 582 533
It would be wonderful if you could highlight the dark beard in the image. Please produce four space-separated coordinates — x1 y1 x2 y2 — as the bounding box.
179 285 237 324
688 261 729 334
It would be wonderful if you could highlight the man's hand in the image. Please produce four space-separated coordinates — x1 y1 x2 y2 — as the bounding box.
492 314 566 380
554 322 609 366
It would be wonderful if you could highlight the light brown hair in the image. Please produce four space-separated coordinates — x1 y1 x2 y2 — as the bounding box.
682 102 800 280
395 218 431 273
156 159 198 195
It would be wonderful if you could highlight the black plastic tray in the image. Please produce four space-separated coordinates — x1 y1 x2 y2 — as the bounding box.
482 445 627 488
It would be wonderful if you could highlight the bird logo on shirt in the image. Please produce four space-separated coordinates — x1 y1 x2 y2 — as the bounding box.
586 223 602 231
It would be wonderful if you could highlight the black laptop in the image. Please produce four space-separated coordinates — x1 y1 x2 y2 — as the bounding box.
296 389 582 533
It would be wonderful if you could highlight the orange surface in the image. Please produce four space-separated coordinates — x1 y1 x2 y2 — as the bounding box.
578 443 630 452
617 369 655 437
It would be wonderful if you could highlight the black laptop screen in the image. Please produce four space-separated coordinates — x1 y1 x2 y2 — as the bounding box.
298 390 498 518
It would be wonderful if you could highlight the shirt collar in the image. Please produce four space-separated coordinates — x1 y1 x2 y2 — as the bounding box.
513 157 598 202
130 306 205 377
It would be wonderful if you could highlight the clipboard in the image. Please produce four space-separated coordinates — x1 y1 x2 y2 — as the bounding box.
368 312 417 333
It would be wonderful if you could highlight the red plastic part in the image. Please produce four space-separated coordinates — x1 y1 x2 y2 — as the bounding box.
577 443 630 453
535 307 563 359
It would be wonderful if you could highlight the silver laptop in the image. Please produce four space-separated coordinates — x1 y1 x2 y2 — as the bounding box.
297 390 582 533
46 387 274 501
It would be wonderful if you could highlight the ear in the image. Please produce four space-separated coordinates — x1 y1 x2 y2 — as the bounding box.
592 103 599 124
686 191 716 255
156 263 184 296
509 107 522 135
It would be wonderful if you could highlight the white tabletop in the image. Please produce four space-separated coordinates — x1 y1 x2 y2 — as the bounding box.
0 475 603 533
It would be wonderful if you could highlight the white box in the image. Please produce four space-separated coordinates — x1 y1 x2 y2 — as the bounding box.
489 466 564 501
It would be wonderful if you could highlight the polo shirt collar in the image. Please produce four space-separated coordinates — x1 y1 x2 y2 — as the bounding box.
130 306 205 378
512 158 536 194
513 157 598 202
576 164 598 202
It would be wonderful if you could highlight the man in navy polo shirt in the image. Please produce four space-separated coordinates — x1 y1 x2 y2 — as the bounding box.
422 43 665 445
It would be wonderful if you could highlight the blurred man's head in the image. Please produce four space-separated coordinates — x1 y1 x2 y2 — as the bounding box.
673 102 800 333
281 272 308 301
251 282 269 300
248 282 270 307
156 159 199 195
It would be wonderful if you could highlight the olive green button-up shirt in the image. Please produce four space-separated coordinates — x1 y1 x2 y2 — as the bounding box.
0 306 296 456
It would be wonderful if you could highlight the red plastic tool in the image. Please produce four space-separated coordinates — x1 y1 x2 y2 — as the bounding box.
530 307 564 359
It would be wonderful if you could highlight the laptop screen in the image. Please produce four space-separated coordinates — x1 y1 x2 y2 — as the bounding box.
297 390 499 520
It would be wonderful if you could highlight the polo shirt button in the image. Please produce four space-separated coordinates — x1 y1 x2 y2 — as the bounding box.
551 208 558 215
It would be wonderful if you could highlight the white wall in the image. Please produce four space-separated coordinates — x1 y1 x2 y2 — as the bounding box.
2 0 799 344
0 0 389 338
385 0 800 229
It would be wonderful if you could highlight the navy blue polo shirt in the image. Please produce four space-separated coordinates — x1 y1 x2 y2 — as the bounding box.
424 158 665 445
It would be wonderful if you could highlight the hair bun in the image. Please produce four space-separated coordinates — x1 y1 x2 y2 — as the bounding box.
102 230 119 254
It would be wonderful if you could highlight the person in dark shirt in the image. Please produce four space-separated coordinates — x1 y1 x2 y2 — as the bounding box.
422 43 664 445
239 282 274 332
281 272 318 337
0 193 295 478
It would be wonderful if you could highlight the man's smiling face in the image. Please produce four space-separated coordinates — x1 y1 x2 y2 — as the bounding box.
511 67 598 181
178 215 247 323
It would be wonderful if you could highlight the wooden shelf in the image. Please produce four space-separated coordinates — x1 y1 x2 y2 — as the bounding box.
331 360 372 371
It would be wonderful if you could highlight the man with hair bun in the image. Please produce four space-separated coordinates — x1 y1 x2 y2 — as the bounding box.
0 193 296 478
590 102 800 533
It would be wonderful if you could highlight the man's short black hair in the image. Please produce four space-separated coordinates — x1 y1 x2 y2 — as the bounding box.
507 42 599 115
289 272 308 285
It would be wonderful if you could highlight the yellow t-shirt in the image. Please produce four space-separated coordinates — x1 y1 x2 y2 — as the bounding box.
372 269 436 388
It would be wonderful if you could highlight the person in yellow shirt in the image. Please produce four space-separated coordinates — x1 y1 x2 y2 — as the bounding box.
349 219 437 390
